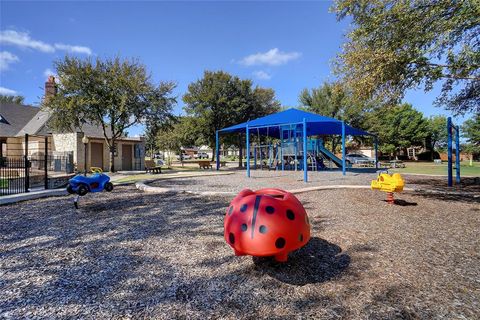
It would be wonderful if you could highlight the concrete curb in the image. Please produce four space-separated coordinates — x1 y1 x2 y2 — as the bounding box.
0 189 68 206
134 181 419 196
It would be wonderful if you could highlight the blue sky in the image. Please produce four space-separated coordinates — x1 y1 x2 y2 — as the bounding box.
0 1 469 136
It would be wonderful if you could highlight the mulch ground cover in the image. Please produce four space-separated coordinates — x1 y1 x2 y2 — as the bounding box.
1 184 479 319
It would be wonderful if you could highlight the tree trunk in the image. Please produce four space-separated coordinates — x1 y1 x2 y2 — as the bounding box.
109 141 115 172
211 146 215 162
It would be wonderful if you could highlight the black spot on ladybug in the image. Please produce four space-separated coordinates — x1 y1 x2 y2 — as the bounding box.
259 225 267 234
229 233 235 244
266 206 275 214
286 209 295 220
228 206 234 215
240 204 248 212
275 237 286 249
241 224 247 232
299 233 303 242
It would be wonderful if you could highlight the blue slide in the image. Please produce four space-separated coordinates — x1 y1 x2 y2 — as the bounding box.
317 143 349 168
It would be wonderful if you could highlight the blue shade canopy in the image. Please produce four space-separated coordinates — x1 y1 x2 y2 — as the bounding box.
219 108 372 137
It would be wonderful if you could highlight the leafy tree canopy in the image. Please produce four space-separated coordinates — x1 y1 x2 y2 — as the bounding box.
427 115 448 150
183 70 280 161
333 0 480 115
462 114 480 146
0 94 25 104
366 103 429 155
43 56 175 172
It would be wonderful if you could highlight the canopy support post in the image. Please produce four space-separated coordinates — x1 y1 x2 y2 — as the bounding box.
215 130 220 170
303 118 308 182
447 117 453 187
342 121 346 176
374 136 378 169
455 125 461 184
246 124 250 178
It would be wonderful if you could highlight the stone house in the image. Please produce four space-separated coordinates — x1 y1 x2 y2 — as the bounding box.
0 77 145 172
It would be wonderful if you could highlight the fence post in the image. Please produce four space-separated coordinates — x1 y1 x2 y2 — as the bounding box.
44 136 48 190
24 134 29 192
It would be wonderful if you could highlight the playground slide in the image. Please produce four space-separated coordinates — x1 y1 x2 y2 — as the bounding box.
317 144 346 168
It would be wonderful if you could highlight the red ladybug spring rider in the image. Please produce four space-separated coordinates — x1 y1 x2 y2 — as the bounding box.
224 188 311 262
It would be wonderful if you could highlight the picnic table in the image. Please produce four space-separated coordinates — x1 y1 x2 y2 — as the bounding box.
198 160 213 169
145 160 162 174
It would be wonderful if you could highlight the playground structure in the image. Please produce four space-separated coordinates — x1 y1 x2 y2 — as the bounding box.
224 188 311 262
252 135 348 172
216 108 376 182
447 117 461 187
371 172 405 204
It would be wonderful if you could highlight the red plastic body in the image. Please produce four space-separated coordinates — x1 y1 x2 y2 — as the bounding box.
224 188 311 262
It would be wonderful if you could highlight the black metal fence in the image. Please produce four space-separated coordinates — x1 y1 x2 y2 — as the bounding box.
0 154 74 196
0 157 29 196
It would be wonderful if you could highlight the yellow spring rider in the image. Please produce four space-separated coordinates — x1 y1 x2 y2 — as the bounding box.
371 173 405 204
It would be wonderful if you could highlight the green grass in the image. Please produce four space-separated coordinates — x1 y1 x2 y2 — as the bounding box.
113 167 205 184
390 161 480 176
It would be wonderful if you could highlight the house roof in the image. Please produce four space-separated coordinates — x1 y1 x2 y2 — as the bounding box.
0 103 42 137
0 102 143 142
219 108 373 137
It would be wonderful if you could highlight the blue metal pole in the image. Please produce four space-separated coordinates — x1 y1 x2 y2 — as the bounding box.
447 117 452 187
342 121 346 175
455 125 461 184
246 124 250 178
303 118 308 182
374 136 378 169
215 130 220 170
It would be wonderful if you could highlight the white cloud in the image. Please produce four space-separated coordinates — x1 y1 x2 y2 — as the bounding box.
0 29 92 55
0 30 54 52
0 86 18 95
253 70 272 80
0 51 19 71
54 43 92 55
240 48 301 66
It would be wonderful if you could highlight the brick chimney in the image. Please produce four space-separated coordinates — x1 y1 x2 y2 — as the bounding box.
44 75 57 98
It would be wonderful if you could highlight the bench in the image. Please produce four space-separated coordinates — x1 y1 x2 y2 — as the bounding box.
145 160 162 174
198 160 213 169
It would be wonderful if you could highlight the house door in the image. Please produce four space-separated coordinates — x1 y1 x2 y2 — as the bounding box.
91 142 104 169
122 144 132 171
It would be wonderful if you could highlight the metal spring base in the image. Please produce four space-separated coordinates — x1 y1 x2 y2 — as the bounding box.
386 192 395 204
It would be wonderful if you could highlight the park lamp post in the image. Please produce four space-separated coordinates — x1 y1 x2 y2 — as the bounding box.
82 135 89 176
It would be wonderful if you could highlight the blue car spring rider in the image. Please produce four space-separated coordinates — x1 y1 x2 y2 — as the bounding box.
67 167 113 208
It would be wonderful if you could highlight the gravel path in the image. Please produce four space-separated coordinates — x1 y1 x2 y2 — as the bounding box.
1 185 479 319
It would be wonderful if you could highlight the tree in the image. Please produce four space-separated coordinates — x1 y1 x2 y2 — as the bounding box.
366 103 429 158
144 82 177 157
183 71 280 163
461 114 480 161
426 115 448 159
156 116 200 165
0 94 25 104
232 85 281 166
299 82 373 152
333 0 480 115
43 56 175 172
